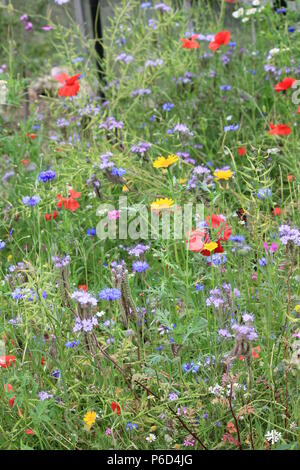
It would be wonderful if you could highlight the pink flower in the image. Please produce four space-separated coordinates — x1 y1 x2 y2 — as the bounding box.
183 435 195 447
105 427 112 435
263 242 278 254
42 25 53 31
108 210 119 220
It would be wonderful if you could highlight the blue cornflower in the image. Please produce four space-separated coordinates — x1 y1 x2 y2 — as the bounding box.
99 288 121 301
132 261 149 273
51 369 60 378
259 257 267 267
38 170 56 183
288 26 296 33
162 102 174 112
140 2 151 8
224 124 239 132
182 362 200 373
111 167 126 177
195 284 204 291
126 422 138 431
65 340 79 348
0 240 5 250
229 235 245 243
256 188 271 200
276 8 286 14
11 288 23 300
22 195 40 206
206 254 227 266
220 85 232 91
87 228 97 237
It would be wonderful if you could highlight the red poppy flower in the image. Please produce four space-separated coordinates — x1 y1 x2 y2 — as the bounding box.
209 31 230 51
68 189 81 199
21 159 30 166
56 73 81 97
180 36 199 49
298 106 300 114
41 357 46 365
268 123 291 135
274 77 296 92
4 384 14 393
25 429 35 435
26 133 37 140
0 355 16 368
111 401 121 415
57 189 81 212
272 207 282 216
205 214 231 241
9 396 15 409
44 210 59 221
238 147 247 156
78 284 87 291
251 345 261 360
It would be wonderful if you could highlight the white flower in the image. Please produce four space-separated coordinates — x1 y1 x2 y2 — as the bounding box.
242 17 249 23
146 433 156 443
0 80 8 105
267 148 280 155
252 0 260 6
96 310 105 318
265 430 282 445
268 48 280 57
232 8 244 19
246 8 257 16
55 0 70 4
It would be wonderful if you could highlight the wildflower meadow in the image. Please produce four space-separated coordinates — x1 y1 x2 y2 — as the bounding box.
0 0 299 454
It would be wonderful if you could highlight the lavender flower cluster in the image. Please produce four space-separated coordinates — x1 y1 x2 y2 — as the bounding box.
279 225 300 247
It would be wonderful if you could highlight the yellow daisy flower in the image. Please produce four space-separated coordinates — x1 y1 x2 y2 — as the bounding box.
151 198 174 210
83 411 97 427
214 169 234 181
153 154 178 169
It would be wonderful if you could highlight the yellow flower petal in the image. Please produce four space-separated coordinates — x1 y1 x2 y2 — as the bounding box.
151 198 174 210
214 169 234 181
203 242 218 252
